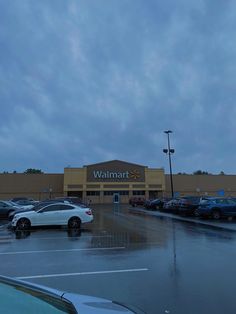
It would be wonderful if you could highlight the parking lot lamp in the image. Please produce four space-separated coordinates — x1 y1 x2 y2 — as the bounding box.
163 130 175 198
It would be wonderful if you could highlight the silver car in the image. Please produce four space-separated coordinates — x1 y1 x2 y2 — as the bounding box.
0 276 144 313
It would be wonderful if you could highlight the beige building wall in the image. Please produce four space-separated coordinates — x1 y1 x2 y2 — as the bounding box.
145 168 166 198
0 173 64 200
165 174 236 197
3 165 236 203
64 167 86 194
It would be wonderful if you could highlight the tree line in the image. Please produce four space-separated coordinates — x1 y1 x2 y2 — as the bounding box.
177 170 225 175
2 168 43 174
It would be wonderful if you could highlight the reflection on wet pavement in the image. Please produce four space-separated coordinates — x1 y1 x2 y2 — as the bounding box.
1 205 236 314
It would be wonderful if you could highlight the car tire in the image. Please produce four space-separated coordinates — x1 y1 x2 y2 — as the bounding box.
16 218 31 230
68 217 81 229
212 210 221 220
194 209 199 217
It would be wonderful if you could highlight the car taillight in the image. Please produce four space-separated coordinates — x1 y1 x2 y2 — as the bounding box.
86 210 92 215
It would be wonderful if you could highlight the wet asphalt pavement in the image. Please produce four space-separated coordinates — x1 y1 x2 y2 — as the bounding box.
1 204 236 314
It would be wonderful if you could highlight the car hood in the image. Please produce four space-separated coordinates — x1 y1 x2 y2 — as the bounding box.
13 209 36 216
63 292 145 314
0 276 144 314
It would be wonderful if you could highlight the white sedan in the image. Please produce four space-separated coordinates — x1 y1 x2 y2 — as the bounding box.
11 202 93 230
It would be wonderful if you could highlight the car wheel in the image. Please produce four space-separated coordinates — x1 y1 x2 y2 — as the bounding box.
68 217 81 229
212 210 221 220
16 218 31 230
194 209 199 217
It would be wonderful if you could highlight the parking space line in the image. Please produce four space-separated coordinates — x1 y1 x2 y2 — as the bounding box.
16 268 149 280
0 246 126 255
19 235 113 241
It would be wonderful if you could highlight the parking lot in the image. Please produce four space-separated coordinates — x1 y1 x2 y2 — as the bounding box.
1 204 236 313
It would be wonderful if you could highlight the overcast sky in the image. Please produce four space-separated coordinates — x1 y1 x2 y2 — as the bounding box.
0 0 236 174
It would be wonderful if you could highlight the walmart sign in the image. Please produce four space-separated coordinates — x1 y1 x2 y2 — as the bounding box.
86 160 145 182
93 171 129 179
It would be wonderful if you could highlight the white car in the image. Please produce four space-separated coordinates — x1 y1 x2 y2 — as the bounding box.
11 202 93 230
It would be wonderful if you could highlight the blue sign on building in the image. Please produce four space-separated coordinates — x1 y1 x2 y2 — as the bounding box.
217 189 225 196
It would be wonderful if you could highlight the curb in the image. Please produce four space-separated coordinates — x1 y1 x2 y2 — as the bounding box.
129 207 236 232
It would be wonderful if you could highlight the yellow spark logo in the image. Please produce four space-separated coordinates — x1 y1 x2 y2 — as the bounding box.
129 169 140 180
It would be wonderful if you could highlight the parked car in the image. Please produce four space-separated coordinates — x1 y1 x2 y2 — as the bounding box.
0 275 144 313
10 197 35 202
0 200 20 219
129 197 146 207
197 197 236 219
12 199 38 209
54 197 88 207
177 196 201 216
228 197 236 203
145 198 164 210
11 202 93 230
162 198 180 214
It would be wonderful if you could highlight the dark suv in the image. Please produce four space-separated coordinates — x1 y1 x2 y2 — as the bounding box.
144 199 164 210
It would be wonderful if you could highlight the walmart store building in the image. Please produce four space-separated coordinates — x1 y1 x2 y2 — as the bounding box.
1 159 236 201
64 160 165 203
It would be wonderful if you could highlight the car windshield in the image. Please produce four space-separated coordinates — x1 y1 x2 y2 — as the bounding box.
6 201 17 206
0 281 76 314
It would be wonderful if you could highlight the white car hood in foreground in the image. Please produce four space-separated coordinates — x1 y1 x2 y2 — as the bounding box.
0 276 144 314
63 292 144 313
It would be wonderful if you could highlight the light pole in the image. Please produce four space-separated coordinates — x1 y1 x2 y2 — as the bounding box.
163 130 175 198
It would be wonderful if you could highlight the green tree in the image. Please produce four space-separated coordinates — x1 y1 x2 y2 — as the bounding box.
193 170 210 175
24 168 43 174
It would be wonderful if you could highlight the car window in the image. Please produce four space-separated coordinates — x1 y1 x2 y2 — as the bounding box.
60 204 74 211
216 199 228 204
33 202 59 211
227 199 236 204
40 205 63 212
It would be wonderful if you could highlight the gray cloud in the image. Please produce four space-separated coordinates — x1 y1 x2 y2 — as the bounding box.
0 0 236 173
